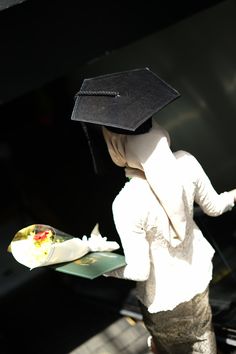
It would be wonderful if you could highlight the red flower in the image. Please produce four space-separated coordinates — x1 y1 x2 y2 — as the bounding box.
33 230 50 242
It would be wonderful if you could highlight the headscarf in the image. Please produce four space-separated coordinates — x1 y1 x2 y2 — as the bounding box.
102 120 189 247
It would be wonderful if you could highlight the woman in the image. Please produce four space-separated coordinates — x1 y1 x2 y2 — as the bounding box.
71 68 236 353
102 118 236 354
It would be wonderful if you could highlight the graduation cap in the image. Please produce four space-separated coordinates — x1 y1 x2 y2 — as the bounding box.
71 67 180 133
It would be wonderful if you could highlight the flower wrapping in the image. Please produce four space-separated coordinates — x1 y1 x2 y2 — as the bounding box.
9 224 120 269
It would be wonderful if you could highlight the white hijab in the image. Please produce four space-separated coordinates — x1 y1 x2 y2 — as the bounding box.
102 119 189 247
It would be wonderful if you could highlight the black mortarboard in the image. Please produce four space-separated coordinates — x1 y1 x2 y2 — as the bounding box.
71 68 180 133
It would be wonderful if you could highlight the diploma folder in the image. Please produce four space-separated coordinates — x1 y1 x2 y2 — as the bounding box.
54 251 126 279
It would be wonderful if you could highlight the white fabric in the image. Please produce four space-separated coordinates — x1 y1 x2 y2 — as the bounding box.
105 150 234 312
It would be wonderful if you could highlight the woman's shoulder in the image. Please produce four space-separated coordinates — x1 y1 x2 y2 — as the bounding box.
173 150 199 167
174 150 206 187
112 178 150 209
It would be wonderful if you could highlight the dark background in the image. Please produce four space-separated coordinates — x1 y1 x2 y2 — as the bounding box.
0 0 224 103
0 1 236 353
0 0 227 239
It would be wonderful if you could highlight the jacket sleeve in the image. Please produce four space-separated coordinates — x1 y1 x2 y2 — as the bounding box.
192 155 234 216
104 201 150 281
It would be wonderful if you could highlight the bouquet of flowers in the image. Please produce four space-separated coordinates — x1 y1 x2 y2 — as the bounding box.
9 224 119 269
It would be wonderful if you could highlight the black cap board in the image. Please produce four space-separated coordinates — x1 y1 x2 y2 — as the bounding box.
71 68 180 132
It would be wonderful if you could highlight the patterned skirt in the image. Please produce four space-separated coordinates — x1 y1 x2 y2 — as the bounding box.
139 287 216 354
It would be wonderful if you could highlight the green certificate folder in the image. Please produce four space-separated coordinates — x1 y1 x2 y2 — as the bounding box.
54 252 126 279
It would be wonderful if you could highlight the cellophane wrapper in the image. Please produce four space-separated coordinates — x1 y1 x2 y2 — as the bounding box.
10 224 90 269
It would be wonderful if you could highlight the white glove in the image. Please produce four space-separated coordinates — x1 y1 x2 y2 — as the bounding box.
229 189 236 203
82 224 120 252
82 234 120 252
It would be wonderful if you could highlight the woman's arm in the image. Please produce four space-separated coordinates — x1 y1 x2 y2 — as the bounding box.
191 155 235 216
104 203 150 281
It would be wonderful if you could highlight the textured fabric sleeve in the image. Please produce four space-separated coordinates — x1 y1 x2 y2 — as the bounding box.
192 156 235 216
104 200 150 281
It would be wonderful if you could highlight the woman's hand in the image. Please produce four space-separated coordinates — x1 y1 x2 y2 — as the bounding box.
229 189 236 202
